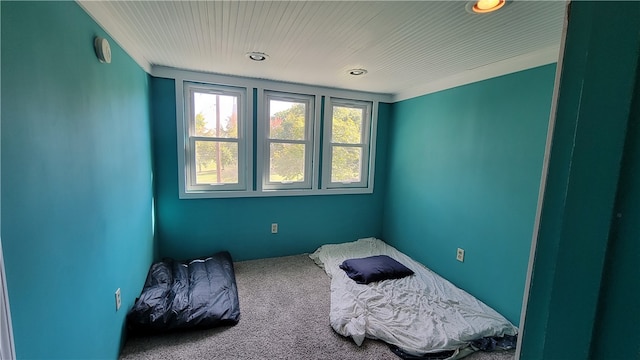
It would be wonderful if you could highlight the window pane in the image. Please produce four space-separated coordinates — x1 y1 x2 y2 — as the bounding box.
332 106 362 144
269 143 305 182
332 146 362 183
193 92 238 138
269 100 306 140
195 141 238 184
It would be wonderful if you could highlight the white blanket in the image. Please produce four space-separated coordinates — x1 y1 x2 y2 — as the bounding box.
309 238 518 357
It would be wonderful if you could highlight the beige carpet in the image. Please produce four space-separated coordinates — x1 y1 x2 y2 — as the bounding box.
120 254 515 360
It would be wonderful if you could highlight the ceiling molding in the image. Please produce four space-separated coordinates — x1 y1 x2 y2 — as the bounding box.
392 45 561 102
152 66 394 103
77 1 152 73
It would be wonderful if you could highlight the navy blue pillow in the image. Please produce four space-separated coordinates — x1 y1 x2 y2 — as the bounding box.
339 255 414 284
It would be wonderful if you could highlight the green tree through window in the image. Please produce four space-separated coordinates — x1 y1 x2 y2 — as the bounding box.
269 103 306 181
331 106 364 182
193 94 239 184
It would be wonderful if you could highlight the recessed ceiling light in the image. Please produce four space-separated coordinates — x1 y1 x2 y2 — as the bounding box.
246 52 269 61
348 69 368 76
466 0 506 14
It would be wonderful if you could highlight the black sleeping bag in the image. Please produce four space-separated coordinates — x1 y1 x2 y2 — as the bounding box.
127 251 240 334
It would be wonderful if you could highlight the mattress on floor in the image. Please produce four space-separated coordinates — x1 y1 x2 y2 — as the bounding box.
310 238 517 358
127 251 240 334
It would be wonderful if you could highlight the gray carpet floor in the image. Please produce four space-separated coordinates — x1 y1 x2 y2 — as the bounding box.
120 254 515 360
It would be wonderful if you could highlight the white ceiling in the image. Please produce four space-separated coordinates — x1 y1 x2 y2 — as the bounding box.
78 1 566 101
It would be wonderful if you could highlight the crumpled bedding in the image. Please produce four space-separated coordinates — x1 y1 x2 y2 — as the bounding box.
309 238 517 358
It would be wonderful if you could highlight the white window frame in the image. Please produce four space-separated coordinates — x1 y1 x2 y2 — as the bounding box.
179 81 251 197
260 91 316 191
161 66 384 199
322 98 374 189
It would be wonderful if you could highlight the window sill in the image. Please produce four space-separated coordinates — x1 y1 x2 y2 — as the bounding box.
179 187 374 199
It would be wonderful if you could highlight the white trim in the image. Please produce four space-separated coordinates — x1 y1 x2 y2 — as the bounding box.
153 66 393 103
515 3 569 359
368 102 379 192
256 88 266 193
180 187 374 199
261 91 315 191
0 238 15 360
172 68 379 199
312 95 323 190
322 98 374 189
76 1 152 73
393 45 561 102
175 79 187 197
178 81 253 198
184 83 248 192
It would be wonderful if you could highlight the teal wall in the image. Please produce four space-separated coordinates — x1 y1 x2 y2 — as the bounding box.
383 64 556 325
1 2 155 359
520 2 640 359
3 2 637 360
150 77 389 261
590 60 640 359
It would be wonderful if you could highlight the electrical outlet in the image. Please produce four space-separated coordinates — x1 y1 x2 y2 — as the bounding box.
271 223 278 234
115 288 122 311
456 248 465 262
